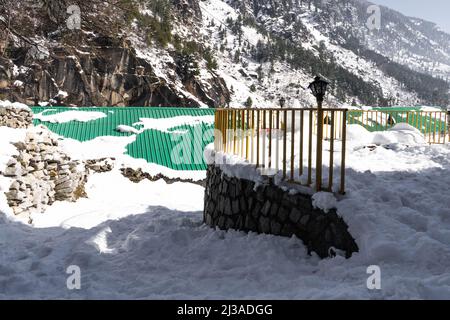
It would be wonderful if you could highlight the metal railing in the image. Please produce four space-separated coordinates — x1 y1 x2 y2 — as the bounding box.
214 108 348 194
347 110 449 144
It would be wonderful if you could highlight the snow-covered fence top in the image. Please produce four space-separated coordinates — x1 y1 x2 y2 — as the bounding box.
347 109 449 144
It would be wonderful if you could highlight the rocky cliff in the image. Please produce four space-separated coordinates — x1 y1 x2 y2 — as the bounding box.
0 0 230 107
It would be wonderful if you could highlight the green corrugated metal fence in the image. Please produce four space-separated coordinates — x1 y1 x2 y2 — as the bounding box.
31 107 215 171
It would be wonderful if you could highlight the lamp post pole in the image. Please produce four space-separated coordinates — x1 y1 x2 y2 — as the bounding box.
316 97 324 192
447 106 450 142
308 75 329 192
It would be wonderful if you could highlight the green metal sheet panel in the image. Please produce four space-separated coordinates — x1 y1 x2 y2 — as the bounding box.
31 107 215 171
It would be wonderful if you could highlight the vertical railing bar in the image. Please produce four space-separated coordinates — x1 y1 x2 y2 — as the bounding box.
374 111 378 131
340 110 347 194
256 110 260 168
444 112 450 143
215 111 219 151
299 110 304 177
250 109 254 163
262 110 266 168
420 112 423 135
241 110 245 158
224 110 228 153
307 111 313 186
433 112 437 144
328 111 335 191
429 113 432 144
438 112 442 144
246 109 250 160
283 109 287 180
444 112 448 144
334 110 338 139
276 110 280 171
268 110 273 169
385 112 389 131
290 110 295 181
232 110 237 154
218 111 222 151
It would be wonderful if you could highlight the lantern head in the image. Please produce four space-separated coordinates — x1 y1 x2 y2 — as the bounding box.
279 97 286 108
308 75 330 102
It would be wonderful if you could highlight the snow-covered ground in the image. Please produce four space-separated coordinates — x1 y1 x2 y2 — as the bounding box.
1 116 450 299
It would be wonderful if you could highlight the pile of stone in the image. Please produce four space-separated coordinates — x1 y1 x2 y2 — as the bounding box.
121 167 205 186
2 127 87 215
85 158 115 173
0 101 34 128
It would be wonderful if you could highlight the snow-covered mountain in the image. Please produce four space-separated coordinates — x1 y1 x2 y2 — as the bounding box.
0 0 449 108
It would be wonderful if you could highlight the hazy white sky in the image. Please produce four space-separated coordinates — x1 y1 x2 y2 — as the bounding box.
370 0 450 33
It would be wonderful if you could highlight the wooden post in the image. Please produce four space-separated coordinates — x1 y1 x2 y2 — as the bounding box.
316 101 324 192
340 110 347 195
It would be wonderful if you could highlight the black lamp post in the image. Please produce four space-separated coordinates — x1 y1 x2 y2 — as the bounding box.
308 75 329 107
308 75 329 191
279 97 286 108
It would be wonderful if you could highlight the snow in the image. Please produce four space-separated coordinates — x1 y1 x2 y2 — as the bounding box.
134 115 215 133
57 90 68 98
347 124 426 148
30 170 205 229
2 134 450 299
0 100 31 112
34 110 107 123
2 107 450 299
58 135 207 181
116 125 140 134
13 80 24 88
312 192 337 213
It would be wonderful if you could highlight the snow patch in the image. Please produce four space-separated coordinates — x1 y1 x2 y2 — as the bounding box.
312 192 337 213
34 110 107 123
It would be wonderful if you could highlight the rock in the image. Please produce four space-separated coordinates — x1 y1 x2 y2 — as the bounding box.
55 180 73 190
224 198 233 216
3 166 19 177
259 216 271 234
270 221 282 235
261 200 271 216
231 199 239 215
289 208 302 223
299 215 310 227
244 216 257 232
10 181 20 190
6 189 25 201
278 207 289 222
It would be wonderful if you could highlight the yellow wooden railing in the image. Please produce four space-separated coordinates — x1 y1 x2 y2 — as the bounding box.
214 108 348 194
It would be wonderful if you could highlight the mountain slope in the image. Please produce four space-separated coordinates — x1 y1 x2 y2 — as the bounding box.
0 0 448 108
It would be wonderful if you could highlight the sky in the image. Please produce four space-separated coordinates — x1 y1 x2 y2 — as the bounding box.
370 0 450 33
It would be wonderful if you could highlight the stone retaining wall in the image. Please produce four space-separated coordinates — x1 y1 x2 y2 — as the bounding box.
204 165 358 258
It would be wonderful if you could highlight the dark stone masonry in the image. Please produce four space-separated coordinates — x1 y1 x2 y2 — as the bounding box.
204 165 358 259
